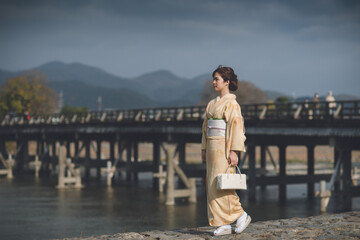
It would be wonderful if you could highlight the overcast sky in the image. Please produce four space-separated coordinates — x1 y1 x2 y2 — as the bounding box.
0 0 359 96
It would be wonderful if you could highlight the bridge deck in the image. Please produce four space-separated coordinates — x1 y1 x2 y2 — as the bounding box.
0 100 359 210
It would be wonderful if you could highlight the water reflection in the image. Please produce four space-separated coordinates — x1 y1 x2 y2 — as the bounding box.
0 174 358 240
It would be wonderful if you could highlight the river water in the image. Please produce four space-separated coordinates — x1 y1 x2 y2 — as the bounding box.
0 173 359 240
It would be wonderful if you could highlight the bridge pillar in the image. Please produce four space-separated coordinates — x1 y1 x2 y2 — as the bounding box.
279 145 287 202
51 141 57 173
110 140 117 184
110 140 115 164
133 141 138 182
179 142 186 167
36 140 41 156
341 149 352 211
35 140 41 163
153 141 161 191
15 140 21 172
126 141 132 182
0 140 8 159
307 145 315 198
16 139 28 172
334 148 340 193
178 141 186 187
23 140 29 172
75 141 79 158
84 140 91 180
66 141 71 158
38 140 46 173
42 141 50 173
248 145 256 201
117 140 124 163
260 145 267 190
96 140 102 179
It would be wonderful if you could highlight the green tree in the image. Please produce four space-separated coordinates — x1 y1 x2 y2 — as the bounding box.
0 71 57 116
60 104 88 117
275 96 289 103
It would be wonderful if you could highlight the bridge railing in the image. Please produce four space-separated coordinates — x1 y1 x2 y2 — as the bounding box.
242 100 360 121
1 100 359 126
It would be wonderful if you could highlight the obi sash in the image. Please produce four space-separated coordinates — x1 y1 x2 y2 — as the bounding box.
207 119 226 137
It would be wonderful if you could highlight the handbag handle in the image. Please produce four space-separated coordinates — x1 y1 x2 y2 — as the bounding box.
225 165 241 174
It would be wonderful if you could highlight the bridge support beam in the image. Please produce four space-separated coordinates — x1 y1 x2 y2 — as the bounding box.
153 141 161 191
0 141 8 159
179 142 186 167
117 139 124 166
248 145 256 201
126 141 132 182
66 141 71 158
16 139 28 173
51 141 57 173
178 142 186 187
133 141 138 182
85 140 91 180
36 140 46 174
279 145 287 202
341 149 352 211
75 141 79 157
42 141 50 173
307 145 315 198
334 148 340 193
96 140 102 179
165 144 196 205
260 145 266 190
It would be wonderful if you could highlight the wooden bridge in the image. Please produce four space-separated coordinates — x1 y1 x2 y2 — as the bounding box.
0 99 359 210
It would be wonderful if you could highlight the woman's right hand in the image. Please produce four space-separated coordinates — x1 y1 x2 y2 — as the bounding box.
202 150 206 163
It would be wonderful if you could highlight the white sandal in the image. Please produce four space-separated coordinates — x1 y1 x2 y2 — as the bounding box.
213 224 231 236
235 213 251 234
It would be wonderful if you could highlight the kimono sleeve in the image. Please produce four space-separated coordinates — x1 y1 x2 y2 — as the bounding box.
201 102 212 150
224 101 246 158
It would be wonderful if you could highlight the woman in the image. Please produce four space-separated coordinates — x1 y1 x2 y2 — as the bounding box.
201 66 251 236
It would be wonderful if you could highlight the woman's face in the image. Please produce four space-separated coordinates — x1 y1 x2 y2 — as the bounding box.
212 72 229 92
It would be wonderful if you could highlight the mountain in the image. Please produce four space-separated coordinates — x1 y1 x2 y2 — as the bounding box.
0 62 209 109
133 70 186 90
49 81 157 110
34 61 131 88
132 70 210 102
32 62 210 103
1 61 358 110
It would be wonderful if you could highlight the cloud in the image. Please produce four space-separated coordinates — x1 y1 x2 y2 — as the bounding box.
0 0 359 95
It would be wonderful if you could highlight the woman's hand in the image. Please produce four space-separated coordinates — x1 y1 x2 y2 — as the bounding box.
228 150 239 166
202 150 206 163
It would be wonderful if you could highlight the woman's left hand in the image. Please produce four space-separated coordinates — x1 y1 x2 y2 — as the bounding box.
228 150 239 166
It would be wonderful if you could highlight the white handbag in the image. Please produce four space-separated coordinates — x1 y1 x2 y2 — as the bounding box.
217 165 247 190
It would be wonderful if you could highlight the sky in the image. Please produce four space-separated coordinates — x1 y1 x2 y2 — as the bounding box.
0 0 359 96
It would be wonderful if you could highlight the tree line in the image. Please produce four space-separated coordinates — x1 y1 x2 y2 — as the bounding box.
0 70 277 118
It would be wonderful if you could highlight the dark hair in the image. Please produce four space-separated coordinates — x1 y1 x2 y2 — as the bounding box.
212 65 238 91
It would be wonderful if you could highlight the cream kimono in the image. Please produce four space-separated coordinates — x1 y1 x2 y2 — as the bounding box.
201 93 246 227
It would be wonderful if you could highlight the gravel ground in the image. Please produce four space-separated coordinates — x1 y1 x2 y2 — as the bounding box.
60 211 360 240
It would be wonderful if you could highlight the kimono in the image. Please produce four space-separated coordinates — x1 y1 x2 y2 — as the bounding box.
201 93 246 226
